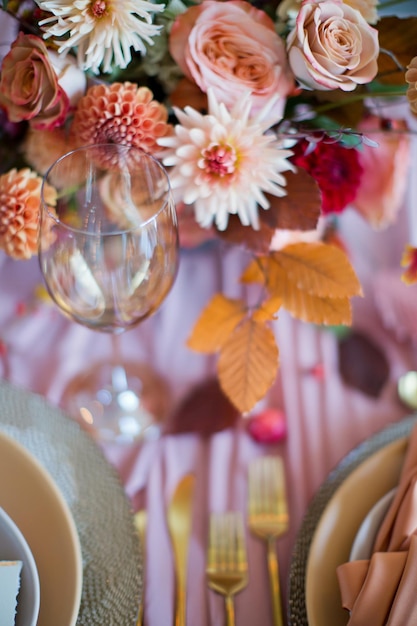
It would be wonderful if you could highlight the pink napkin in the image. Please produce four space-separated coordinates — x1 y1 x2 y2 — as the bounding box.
337 422 417 625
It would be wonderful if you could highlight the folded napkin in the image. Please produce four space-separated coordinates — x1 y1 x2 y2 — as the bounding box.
337 422 417 626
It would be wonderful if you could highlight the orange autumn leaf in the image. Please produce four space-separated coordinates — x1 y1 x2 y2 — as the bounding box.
241 257 267 284
218 317 279 414
242 252 352 325
187 293 247 353
241 255 286 289
252 296 282 323
279 288 352 325
274 242 362 298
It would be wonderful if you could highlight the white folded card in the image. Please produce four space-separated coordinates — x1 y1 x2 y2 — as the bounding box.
0 561 22 626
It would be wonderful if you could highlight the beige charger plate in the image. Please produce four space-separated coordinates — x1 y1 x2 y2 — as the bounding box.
288 416 417 626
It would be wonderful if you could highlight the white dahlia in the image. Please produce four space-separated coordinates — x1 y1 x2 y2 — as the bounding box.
36 0 165 74
158 90 295 231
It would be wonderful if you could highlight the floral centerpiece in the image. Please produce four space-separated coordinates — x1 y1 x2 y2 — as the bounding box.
0 0 416 414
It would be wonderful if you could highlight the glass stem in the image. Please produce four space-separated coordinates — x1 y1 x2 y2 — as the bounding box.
110 334 128 393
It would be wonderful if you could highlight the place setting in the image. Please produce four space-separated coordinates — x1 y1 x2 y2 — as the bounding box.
288 414 417 626
0 379 142 625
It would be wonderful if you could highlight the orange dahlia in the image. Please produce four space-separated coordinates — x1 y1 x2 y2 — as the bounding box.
71 82 172 154
24 128 78 179
0 168 57 260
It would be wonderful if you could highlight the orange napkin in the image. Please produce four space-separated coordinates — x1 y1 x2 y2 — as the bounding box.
337 422 417 625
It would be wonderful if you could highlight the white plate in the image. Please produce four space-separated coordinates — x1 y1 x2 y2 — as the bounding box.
0 431 82 626
0 507 40 626
349 488 396 562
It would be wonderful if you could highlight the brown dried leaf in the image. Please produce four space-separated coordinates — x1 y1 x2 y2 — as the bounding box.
219 215 274 254
338 331 390 398
260 168 321 231
274 242 363 298
377 17 417 86
187 293 247 353
218 317 279 414
166 377 240 436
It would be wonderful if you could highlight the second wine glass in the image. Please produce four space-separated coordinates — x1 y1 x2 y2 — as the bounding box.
39 143 179 442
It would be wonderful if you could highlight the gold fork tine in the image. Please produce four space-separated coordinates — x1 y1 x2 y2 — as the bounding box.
206 512 249 626
248 457 288 626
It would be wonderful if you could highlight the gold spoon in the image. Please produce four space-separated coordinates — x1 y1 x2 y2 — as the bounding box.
167 474 196 626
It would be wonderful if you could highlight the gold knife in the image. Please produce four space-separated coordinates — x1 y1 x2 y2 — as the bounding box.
134 510 147 626
167 474 196 626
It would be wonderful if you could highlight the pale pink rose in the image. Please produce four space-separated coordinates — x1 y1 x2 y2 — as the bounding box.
169 0 294 117
0 33 69 130
353 117 411 229
286 0 379 91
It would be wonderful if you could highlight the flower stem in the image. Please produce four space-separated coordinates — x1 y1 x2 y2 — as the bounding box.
311 90 407 115
379 0 415 7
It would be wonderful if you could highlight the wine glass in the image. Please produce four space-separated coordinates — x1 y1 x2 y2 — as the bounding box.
38 143 179 442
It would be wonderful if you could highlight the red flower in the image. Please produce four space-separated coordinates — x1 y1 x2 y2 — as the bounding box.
291 139 363 215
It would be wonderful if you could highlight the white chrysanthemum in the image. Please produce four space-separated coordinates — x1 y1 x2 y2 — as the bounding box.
36 0 165 74
158 90 295 231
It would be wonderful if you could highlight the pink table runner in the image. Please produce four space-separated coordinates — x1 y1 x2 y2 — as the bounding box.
0 209 414 624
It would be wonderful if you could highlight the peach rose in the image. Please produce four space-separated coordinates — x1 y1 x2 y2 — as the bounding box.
286 0 379 92
169 0 294 117
0 33 69 130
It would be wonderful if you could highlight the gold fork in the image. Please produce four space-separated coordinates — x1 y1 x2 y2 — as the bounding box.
248 456 289 626
206 512 249 626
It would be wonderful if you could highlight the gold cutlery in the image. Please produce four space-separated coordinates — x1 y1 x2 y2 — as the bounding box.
134 509 147 626
206 512 249 626
248 456 289 626
167 474 196 626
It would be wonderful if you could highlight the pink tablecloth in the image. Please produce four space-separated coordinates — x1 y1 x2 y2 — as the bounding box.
0 205 415 624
